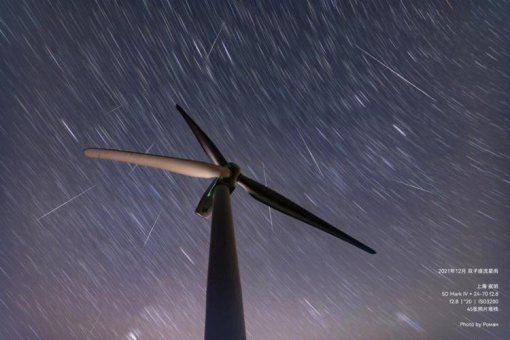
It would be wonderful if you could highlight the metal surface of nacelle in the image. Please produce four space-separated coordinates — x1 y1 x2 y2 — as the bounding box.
195 163 240 218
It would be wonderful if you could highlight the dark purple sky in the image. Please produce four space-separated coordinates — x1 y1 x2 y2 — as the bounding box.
1 1 509 339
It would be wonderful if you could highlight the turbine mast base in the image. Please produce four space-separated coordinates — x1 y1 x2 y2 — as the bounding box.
204 184 246 340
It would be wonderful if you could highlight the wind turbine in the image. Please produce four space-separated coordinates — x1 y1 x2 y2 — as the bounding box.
84 104 376 340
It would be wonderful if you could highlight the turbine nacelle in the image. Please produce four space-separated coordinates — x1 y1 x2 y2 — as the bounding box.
195 162 240 218
220 162 241 189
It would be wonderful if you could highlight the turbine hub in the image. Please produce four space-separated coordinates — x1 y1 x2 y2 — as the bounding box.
221 162 240 190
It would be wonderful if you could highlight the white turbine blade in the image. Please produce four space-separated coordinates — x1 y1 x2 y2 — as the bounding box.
84 148 230 178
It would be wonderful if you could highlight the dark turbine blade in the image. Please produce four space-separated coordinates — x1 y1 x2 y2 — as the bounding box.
175 104 227 166
238 174 376 254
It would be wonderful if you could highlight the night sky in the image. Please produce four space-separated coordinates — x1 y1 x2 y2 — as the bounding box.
1 1 509 339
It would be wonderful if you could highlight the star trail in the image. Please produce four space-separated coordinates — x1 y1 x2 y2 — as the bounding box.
1 1 509 339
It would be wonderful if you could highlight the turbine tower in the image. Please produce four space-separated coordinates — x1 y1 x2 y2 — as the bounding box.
84 104 376 340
